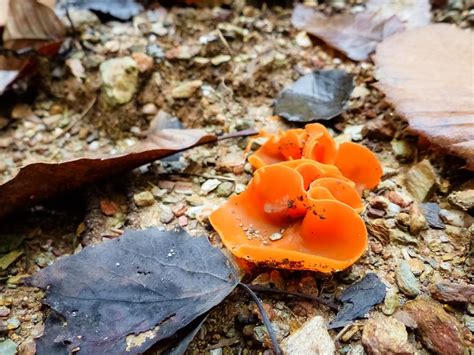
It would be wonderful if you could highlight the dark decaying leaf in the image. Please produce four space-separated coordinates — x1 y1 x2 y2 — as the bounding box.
421 203 445 229
291 4 404 61
56 0 143 20
29 228 239 354
273 70 354 122
0 128 256 219
374 24 474 170
329 273 386 329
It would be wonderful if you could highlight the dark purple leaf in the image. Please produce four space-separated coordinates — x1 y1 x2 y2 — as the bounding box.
28 228 239 354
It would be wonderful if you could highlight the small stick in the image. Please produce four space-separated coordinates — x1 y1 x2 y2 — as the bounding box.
247 284 340 311
239 283 282 355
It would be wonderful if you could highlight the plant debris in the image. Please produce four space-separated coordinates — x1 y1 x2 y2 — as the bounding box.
273 69 354 122
329 273 386 329
28 228 239 354
0 128 255 218
374 24 474 170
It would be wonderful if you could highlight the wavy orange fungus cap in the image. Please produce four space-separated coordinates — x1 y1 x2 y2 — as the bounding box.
248 123 382 190
209 160 368 273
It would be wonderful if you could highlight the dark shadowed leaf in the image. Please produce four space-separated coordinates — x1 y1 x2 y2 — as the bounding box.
29 228 239 354
329 273 386 329
374 24 474 170
274 70 354 122
56 0 143 20
0 128 256 218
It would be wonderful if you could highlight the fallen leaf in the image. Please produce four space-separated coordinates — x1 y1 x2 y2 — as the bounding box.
374 24 474 170
56 0 144 21
329 273 386 329
28 228 239 354
0 0 56 28
0 0 65 94
273 70 354 122
291 4 404 61
366 0 431 28
0 128 256 218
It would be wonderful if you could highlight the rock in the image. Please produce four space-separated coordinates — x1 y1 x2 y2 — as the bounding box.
295 31 312 48
100 57 138 106
439 209 467 227
216 181 234 197
211 54 231 66
67 9 100 29
407 258 425 276
389 229 419 246
362 314 415 355
408 203 427 235
448 189 474 211
18 338 36 355
387 191 412 208
403 299 467 355
463 315 474 332
281 316 335 355
351 85 370 99
200 179 221 195
131 52 153 72
421 202 445 229
430 282 474 305
133 191 155 207
348 344 365 355
382 290 399 315
160 206 174 224
0 339 17 355
396 260 420 297
0 306 10 317
171 80 202 99
146 44 164 58
5 316 20 330
362 116 395 140
405 159 437 201
391 140 415 161
142 103 158 115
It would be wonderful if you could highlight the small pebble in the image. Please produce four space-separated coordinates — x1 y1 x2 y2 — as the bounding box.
133 191 155 207
0 339 17 355
270 232 283 241
200 179 221 194
160 206 174 224
142 103 158 115
216 181 234 197
0 306 10 317
396 260 420 297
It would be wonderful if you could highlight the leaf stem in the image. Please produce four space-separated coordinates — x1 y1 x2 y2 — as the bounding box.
238 283 282 355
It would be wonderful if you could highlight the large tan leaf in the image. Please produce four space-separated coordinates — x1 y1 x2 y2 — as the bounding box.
374 24 474 170
291 0 430 61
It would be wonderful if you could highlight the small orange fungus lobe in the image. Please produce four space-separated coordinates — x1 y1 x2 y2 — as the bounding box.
249 123 382 190
209 159 368 273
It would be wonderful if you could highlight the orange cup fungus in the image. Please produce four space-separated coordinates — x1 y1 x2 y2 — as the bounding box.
210 123 382 273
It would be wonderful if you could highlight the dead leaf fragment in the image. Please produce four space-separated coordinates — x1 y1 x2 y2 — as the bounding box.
291 4 404 61
366 0 431 28
0 128 256 219
30 228 239 354
374 24 474 169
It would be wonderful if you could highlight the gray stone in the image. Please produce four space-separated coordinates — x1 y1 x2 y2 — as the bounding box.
0 339 17 355
396 260 420 297
160 206 174 224
200 179 221 195
216 181 234 197
100 57 138 106
281 316 335 355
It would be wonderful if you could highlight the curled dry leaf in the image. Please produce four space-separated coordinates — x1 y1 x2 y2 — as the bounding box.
0 128 257 218
0 0 65 94
29 228 239 354
291 0 430 61
374 24 474 170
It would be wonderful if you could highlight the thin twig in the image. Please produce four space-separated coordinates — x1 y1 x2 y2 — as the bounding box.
45 96 97 143
239 283 282 355
216 28 234 58
247 284 340 311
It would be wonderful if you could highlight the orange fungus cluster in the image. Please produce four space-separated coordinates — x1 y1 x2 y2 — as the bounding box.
209 123 383 273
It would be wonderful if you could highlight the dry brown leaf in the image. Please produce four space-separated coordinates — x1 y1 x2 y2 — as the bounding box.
0 128 256 218
291 1 430 61
374 24 474 170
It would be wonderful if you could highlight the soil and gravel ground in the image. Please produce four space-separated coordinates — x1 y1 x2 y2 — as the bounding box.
0 1 472 354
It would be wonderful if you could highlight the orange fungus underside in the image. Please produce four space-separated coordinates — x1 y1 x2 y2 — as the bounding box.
210 123 382 273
